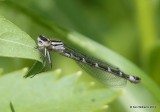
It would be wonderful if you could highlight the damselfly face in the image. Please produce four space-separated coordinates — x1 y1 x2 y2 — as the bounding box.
37 35 52 72
37 35 51 49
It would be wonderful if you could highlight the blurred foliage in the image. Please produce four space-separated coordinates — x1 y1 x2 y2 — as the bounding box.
0 69 121 112
0 0 160 112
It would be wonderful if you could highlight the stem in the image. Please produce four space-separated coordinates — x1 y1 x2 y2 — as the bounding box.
135 0 157 71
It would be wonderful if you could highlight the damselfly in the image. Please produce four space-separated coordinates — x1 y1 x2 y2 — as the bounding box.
37 35 141 86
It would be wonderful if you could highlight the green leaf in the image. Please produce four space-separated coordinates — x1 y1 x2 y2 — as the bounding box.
24 61 44 78
0 16 41 61
0 69 121 112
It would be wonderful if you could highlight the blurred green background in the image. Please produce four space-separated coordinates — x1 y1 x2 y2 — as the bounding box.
0 0 160 112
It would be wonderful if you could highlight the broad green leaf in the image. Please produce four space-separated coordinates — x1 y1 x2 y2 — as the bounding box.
0 16 41 61
0 69 121 112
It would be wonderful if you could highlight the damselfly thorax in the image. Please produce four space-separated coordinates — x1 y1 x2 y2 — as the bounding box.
37 35 141 87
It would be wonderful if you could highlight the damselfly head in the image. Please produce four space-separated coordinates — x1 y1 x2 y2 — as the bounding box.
37 35 51 48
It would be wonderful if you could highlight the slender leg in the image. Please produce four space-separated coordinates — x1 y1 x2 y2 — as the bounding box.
46 50 52 69
44 48 47 57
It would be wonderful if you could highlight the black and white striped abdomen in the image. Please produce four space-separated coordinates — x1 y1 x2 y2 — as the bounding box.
58 45 141 85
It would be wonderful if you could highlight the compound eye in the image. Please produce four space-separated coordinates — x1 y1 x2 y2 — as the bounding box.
38 40 44 46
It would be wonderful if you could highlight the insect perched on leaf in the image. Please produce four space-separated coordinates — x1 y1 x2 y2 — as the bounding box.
30 35 141 87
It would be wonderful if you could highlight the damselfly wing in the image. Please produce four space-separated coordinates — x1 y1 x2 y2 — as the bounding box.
62 46 127 87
